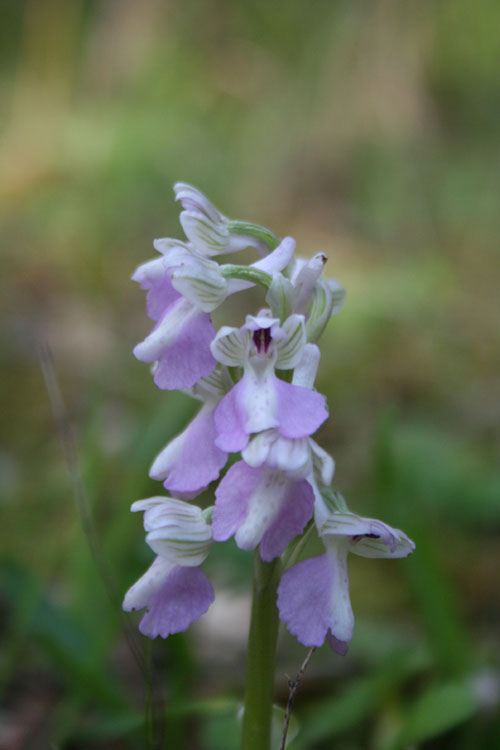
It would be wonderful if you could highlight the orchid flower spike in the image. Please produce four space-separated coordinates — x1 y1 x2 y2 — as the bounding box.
125 182 415 668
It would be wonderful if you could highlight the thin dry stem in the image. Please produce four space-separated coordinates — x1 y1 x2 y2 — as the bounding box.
279 647 316 750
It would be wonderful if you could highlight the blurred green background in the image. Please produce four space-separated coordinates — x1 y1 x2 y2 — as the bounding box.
1 0 499 748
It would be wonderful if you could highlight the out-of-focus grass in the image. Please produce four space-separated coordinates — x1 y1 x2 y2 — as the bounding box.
1 0 499 747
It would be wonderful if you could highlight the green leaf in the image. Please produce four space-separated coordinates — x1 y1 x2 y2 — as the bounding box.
294 648 427 747
392 680 478 747
0 560 127 710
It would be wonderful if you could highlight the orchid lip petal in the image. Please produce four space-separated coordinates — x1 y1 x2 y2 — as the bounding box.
124 559 214 639
149 403 227 494
123 555 174 613
136 305 217 391
213 359 328 451
277 547 354 648
133 298 197 362
212 462 314 560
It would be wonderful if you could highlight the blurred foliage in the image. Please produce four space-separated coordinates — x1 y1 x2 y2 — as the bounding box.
1 0 499 747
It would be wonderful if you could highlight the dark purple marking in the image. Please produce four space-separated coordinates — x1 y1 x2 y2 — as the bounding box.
252 328 272 354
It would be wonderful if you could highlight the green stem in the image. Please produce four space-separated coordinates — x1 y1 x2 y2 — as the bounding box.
228 220 280 250
221 264 273 289
241 553 281 750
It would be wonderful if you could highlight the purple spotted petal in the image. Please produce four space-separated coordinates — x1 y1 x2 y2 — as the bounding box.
214 364 281 451
277 547 354 648
139 565 214 639
214 372 328 451
150 405 227 493
275 378 328 438
212 462 314 560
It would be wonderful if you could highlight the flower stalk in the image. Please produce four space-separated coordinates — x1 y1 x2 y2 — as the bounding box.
241 553 282 750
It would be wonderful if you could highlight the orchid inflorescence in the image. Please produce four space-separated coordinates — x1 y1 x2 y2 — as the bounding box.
123 184 415 655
